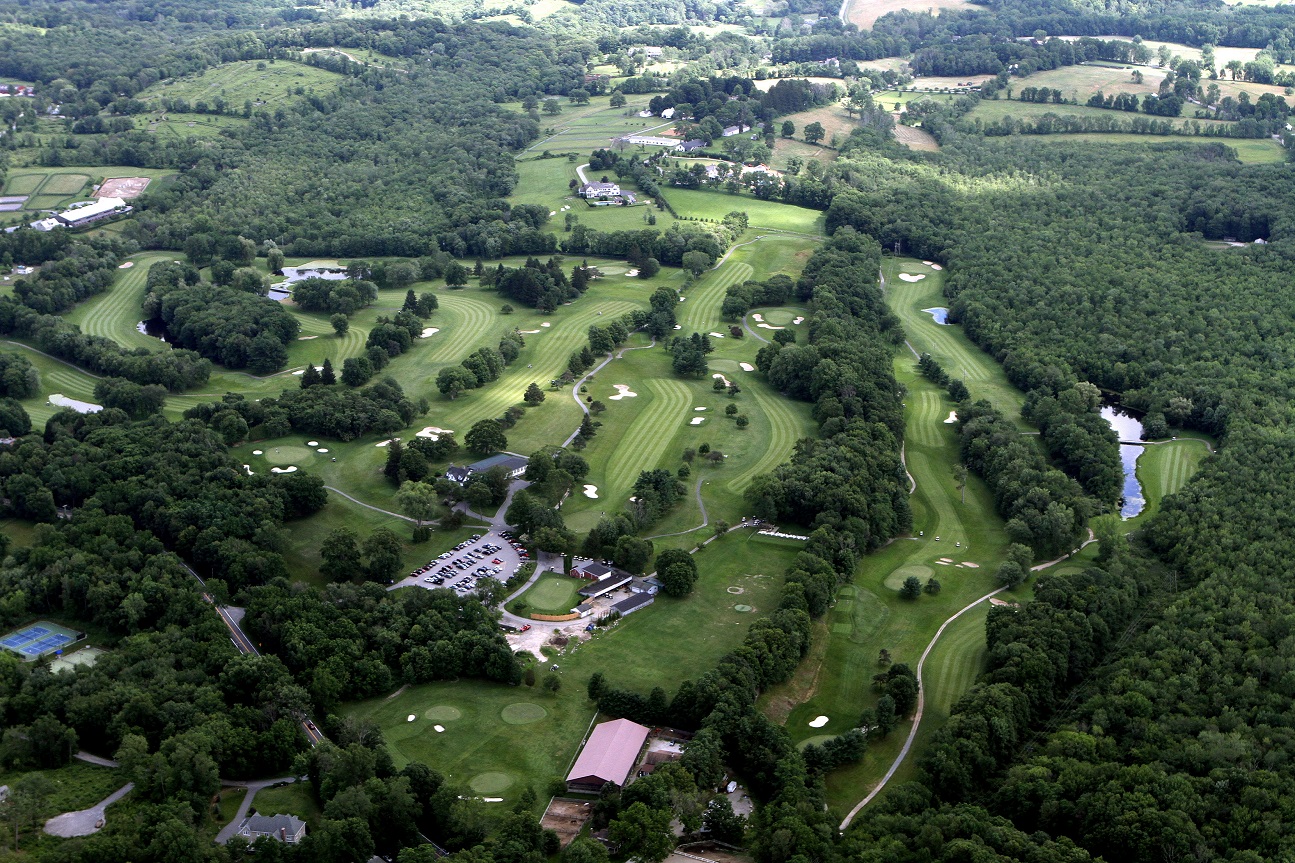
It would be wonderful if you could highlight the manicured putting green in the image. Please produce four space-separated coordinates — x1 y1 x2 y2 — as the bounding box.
734 604 753 613
798 734 835 750
470 772 514 794
424 705 462 722
500 702 547 724
263 446 315 465
884 564 933 590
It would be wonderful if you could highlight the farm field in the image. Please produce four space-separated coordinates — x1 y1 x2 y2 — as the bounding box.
981 132 1287 163
1017 62 1292 107
138 59 343 111
892 125 940 151
348 531 796 799
842 0 973 29
1056 35 1267 77
967 99 1237 131
512 94 669 156
778 103 858 149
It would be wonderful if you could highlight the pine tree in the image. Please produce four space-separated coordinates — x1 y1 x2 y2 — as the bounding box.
579 414 596 439
402 290 418 313
300 364 321 388
384 440 404 483
524 382 546 405
320 357 336 385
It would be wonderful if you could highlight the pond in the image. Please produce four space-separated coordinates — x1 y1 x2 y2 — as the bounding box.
136 319 173 343
921 307 950 325
1102 406 1145 519
267 287 292 302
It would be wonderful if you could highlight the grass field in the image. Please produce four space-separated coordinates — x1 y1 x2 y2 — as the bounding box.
512 93 668 156
139 60 342 112
967 99 1237 132
842 0 972 28
982 133 1287 164
250 782 322 831
137 112 249 141
1133 436 1213 521
662 188 825 234
511 157 676 234
348 532 797 799
892 125 940 151
508 573 581 615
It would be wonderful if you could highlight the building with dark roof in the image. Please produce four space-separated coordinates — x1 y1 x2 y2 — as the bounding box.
571 560 614 580
611 593 654 617
468 453 529 477
577 572 633 599
237 814 306 844
566 718 651 793
445 465 472 485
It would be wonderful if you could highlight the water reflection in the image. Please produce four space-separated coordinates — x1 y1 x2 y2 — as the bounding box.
1102 406 1145 519
921 307 950 325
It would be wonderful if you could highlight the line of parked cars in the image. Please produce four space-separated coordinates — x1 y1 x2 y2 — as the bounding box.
408 532 530 594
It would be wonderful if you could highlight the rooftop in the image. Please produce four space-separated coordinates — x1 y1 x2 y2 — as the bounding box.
468 453 528 473
611 593 654 615
566 718 650 787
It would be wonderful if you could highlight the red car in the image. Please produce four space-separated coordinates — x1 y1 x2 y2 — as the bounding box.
520 624 531 632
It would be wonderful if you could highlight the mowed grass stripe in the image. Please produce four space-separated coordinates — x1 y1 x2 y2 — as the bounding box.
683 261 752 334
67 252 175 351
605 378 691 495
726 375 804 493
923 603 989 719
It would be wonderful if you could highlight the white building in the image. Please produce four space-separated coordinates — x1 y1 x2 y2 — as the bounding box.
54 197 128 227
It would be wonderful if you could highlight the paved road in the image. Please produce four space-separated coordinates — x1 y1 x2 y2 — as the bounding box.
646 477 709 539
44 782 133 838
215 777 298 845
564 338 657 447
73 751 118 768
742 314 770 344
454 479 528 528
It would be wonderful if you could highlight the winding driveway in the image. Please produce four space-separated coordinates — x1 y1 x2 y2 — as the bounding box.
44 783 133 838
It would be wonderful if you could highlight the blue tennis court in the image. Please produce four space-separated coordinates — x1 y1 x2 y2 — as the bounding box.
0 621 82 660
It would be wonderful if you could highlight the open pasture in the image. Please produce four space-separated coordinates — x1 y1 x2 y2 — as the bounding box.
967 99 1238 131
138 112 248 140
841 0 973 29
663 188 824 234
139 60 343 111
513 94 667 156
511 157 676 233
778 104 858 149
981 133 1286 163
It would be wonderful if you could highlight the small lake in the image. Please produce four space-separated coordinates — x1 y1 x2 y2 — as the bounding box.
136 319 173 343
1102 406 1146 519
921 307 950 325
267 287 292 302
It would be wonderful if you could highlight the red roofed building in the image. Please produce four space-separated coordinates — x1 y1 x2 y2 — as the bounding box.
565 718 650 793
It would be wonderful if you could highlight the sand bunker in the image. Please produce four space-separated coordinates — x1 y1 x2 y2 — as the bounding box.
944 411 958 424
792 316 805 324
923 260 933 266
739 362 755 371
297 335 318 340
243 465 254 476
421 327 440 338
808 716 829 728
898 273 926 282
673 325 682 330
756 323 784 330
416 426 453 440
518 329 541 334
49 394 102 414
434 725 445 732
609 385 637 400
270 466 298 474
549 211 556 216
317 448 329 453
375 439 400 447
712 373 731 387
292 366 324 376
930 264 943 271
117 261 134 269
252 450 263 455
690 417 705 425
540 322 551 328
695 407 707 411
752 313 764 322
583 484 599 499
961 562 980 568
626 269 639 277
708 332 725 338
407 714 416 722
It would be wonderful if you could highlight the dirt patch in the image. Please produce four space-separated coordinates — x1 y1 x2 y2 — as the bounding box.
96 177 152 199
892 125 940 151
762 618 831 724
542 798 594 847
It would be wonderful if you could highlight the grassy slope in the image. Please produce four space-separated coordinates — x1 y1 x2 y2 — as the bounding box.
138 60 342 109
981 133 1286 164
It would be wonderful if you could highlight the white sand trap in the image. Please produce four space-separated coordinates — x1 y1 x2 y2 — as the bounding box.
292 366 324 376
407 714 416 722
756 323 784 330
434 724 445 733
519 329 541 334
898 273 926 282
922 260 933 266
695 407 707 411
752 313 764 322
583 484 599 499
708 332 725 338
809 715 829 728
270 466 298 474
117 261 134 269
935 560 950 565
939 558 954 563
252 450 263 456
961 562 980 568
317 448 329 453
297 335 318 340
375 439 399 447
549 211 556 216
416 426 453 440
944 411 958 424
243 465 254 476
484 797 504 803
690 417 705 425
739 362 755 371
673 325 682 330
307 441 319 446
609 384 637 400
420 327 440 338
930 264 943 271
626 269 639 277
540 322 551 328
792 316 805 324
678 296 685 303
712 373 732 387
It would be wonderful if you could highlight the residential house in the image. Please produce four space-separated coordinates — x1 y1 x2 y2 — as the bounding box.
580 181 621 199
237 814 307 844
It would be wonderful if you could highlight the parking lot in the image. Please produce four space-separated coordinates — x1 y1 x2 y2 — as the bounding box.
388 530 529 596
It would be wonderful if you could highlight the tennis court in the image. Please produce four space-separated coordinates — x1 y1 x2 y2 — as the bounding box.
0 620 83 660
